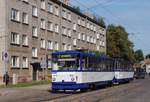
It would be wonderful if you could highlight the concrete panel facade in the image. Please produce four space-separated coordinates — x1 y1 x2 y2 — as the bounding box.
0 0 106 84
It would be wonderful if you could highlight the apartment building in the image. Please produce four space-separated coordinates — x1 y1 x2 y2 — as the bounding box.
0 0 106 84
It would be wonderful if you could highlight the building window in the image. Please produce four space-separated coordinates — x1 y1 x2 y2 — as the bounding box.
102 29 106 35
102 41 105 47
78 33 81 40
97 33 100 39
32 6 38 17
32 47 38 57
87 22 90 29
55 6 59 16
91 37 94 43
22 35 28 46
41 19 45 29
11 8 20 21
68 12 71 21
62 26 67 35
97 45 100 50
64 44 67 50
11 32 20 44
73 23 77 31
94 38 96 44
32 26 38 37
54 42 59 50
47 40 53 50
68 44 71 50
62 43 67 50
22 12 28 24
82 34 85 41
41 0 46 10
90 37 93 43
77 17 80 25
87 36 90 42
100 40 102 46
48 3 53 13
48 22 53 31
62 10 66 18
73 39 77 46
90 24 93 30
41 39 46 49
54 24 59 33
81 19 85 27
93 26 96 32
22 0 28 3
11 56 19 68
22 57 28 68
68 29 71 37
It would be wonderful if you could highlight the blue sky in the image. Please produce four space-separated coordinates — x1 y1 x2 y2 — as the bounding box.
70 0 150 55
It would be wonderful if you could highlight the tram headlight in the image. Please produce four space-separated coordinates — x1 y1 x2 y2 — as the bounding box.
52 77 56 81
71 78 75 81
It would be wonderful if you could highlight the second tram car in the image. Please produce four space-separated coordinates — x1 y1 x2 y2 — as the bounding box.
51 50 114 91
113 58 134 84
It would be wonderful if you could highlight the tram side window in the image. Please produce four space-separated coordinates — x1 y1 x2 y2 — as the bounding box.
110 61 114 71
88 57 92 70
100 61 106 71
125 62 127 71
116 61 121 71
95 57 99 71
85 56 90 70
76 58 80 69
107 60 112 71
87 56 97 71
81 56 88 70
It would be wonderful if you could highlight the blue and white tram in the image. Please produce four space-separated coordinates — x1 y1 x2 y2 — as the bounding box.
113 58 134 84
51 50 114 91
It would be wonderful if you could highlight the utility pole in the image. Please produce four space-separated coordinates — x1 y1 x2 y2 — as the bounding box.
0 35 8 85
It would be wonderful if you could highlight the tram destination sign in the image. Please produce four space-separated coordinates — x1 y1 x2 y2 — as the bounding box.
58 54 74 58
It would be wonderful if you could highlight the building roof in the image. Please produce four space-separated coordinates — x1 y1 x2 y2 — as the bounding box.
51 0 106 28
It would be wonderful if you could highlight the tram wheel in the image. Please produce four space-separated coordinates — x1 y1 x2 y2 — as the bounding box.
52 89 58 93
80 89 87 92
108 81 113 87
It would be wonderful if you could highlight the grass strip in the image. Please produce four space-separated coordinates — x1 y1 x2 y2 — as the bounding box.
0 80 51 88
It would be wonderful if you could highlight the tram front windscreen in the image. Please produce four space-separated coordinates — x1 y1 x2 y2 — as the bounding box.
52 54 80 70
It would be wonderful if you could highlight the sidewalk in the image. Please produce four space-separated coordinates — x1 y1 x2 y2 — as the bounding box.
0 84 51 97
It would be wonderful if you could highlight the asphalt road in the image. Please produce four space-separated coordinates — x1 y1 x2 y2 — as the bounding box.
0 76 150 102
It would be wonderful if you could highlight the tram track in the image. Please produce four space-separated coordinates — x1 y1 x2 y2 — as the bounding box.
1 77 150 102
45 79 146 102
40 93 73 102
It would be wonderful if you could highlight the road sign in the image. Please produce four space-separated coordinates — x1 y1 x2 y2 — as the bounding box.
2 51 9 63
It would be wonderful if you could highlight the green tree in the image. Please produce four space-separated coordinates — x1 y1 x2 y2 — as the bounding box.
73 6 81 12
106 24 135 61
93 15 106 27
134 49 144 62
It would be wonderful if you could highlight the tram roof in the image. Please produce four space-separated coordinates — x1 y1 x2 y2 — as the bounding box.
52 50 110 60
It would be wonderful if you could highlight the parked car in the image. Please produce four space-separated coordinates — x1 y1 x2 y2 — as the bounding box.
134 68 146 79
